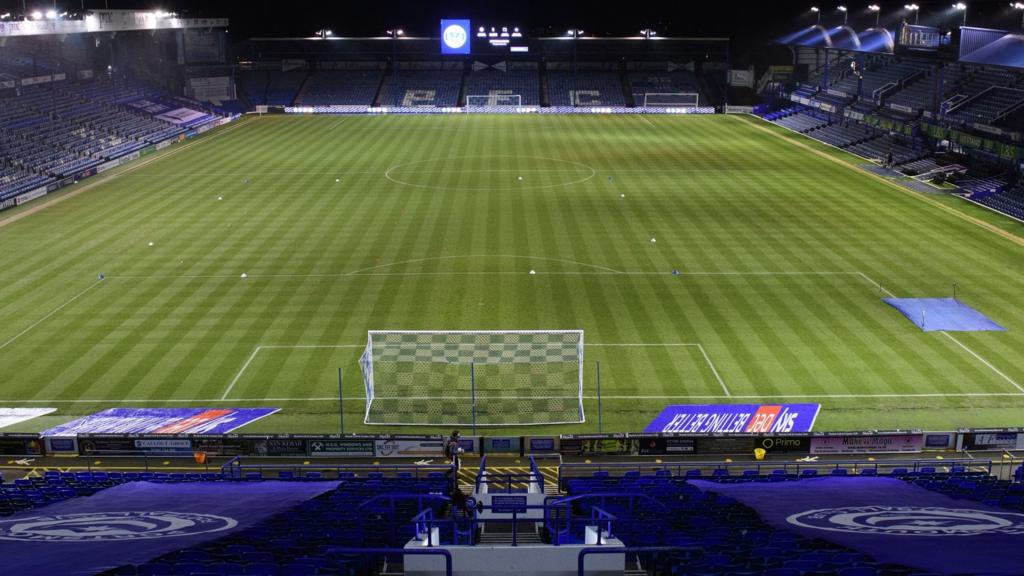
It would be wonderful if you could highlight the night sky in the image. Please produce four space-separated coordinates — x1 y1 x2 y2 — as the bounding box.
2 0 1022 56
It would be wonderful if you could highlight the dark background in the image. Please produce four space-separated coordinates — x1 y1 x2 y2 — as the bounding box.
2 1 1023 57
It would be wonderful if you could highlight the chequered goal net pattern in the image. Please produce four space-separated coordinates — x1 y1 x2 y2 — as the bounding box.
361 332 583 426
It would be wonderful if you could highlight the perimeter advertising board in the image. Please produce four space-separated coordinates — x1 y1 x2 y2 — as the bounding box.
645 404 820 434
810 433 924 455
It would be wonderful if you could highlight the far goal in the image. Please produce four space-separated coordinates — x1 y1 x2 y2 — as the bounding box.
642 92 700 107
466 93 523 107
360 330 584 426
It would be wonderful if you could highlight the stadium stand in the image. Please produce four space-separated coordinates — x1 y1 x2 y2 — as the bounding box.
0 78 221 191
378 69 462 107
464 69 540 106
547 70 626 107
970 180 1024 221
293 70 383 106
628 70 705 106
947 86 1024 125
10 459 1023 575
265 71 309 106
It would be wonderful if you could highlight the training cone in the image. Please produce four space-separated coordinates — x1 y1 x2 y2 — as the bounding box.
193 451 207 465
753 447 766 461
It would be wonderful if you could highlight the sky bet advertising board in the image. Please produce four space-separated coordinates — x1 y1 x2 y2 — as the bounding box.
644 403 821 434
441 19 471 54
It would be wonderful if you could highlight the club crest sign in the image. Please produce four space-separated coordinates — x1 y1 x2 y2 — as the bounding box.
0 511 238 541
787 506 1024 536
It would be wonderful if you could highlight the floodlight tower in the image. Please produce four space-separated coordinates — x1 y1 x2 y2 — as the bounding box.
838 5 849 25
904 3 920 24
869 4 881 26
386 28 404 81
1013 2 1024 28
953 2 967 26
811 6 822 25
567 28 584 107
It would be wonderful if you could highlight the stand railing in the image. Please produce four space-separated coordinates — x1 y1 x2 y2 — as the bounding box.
578 546 705 576
325 547 453 576
557 458 992 489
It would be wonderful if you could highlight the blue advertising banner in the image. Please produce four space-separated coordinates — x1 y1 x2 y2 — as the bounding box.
41 408 279 436
0 481 339 576
644 403 820 434
691 477 1024 575
440 19 471 54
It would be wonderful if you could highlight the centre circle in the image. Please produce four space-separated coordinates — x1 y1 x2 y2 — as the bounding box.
383 155 597 191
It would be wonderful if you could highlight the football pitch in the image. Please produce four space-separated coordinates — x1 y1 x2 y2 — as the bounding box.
0 113 1022 435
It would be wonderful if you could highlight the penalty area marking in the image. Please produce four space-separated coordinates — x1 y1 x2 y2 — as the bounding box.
0 278 105 352
220 342 730 401
855 271 1024 395
220 344 365 400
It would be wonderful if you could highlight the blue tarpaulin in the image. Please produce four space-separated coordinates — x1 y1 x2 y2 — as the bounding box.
0 481 339 575
883 298 1006 332
691 477 1024 575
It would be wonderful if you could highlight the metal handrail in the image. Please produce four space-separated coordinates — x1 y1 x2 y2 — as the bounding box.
577 546 704 576
557 458 992 487
325 547 452 576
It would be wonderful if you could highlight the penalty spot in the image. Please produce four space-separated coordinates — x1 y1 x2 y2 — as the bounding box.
650 237 657 243
529 269 536 275
240 273 248 279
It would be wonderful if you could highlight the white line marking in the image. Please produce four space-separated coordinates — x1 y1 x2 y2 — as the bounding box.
857 271 1023 394
109 269 860 280
636 114 658 129
940 331 1024 393
4 392 1022 403
383 155 597 191
0 279 105 351
221 344 364 400
346 254 625 275
220 346 263 400
698 344 730 397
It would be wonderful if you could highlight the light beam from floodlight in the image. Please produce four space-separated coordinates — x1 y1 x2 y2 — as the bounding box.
1013 1 1024 27
904 3 920 24
952 2 967 26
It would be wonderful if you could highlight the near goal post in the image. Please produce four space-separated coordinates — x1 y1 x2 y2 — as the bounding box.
360 330 584 426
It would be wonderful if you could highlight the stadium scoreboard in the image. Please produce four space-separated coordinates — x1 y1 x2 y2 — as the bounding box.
441 19 527 54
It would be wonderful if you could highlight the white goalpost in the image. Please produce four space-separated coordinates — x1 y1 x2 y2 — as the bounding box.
360 330 584 426
642 92 700 107
466 94 523 107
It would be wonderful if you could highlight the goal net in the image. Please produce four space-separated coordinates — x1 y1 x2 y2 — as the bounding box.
642 92 700 107
360 330 584 426
466 93 522 107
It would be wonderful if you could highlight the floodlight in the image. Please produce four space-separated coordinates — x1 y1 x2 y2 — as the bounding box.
868 5 880 11
45 9 56 19
811 6 820 11
838 5 847 11
30 10 41 19
904 3 918 9
952 2 966 9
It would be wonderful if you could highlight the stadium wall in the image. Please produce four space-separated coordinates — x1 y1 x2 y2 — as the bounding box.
0 429 1014 459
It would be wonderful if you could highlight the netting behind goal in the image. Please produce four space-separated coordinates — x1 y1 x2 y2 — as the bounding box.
642 92 700 107
360 330 584 426
466 94 522 107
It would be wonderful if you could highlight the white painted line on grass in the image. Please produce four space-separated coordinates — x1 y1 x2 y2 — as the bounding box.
5 392 1022 404
221 344 365 400
220 346 263 400
0 278 105 352
857 271 1023 395
698 344 730 397
940 331 1024 394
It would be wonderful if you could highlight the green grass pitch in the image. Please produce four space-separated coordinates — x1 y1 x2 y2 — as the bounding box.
0 113 1022 435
